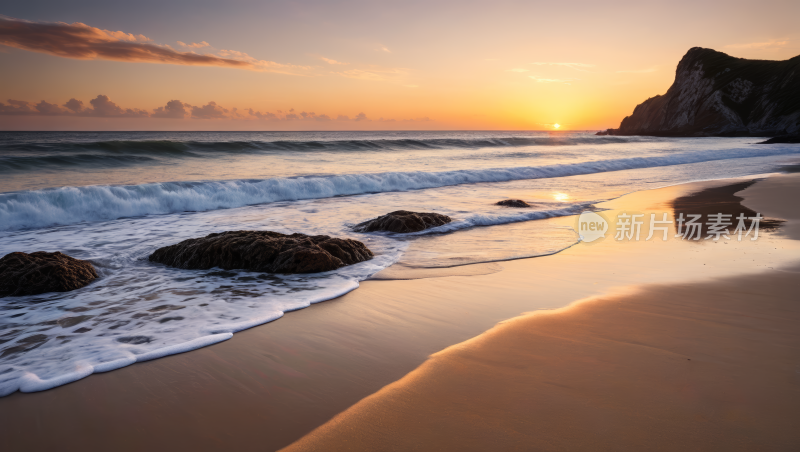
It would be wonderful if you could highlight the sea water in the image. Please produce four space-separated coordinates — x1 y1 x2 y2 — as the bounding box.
1 131 797 395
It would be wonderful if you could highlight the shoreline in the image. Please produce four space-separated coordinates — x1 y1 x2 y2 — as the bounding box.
2 173 799 451
285 173 800 451
286 265 800 451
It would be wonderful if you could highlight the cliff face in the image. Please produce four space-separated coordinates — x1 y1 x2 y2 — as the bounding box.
601 48 800 137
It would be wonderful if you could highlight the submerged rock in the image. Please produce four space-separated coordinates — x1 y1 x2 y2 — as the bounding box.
0 251 98 297
496 199 531 208
353 210 452 233
149 231 373 274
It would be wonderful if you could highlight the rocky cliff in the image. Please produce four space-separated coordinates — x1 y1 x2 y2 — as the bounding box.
599 47 800 137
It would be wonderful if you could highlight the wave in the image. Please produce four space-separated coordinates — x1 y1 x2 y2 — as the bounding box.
0 135 661 171
0 154 159 173
1 145 797 231
406 205 592 236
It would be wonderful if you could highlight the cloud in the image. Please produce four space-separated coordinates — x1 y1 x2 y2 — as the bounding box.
528 75 578 84
0 16 303 73
0 95 433 124
152 99 190 118
0 99 36 115
530 62 594 71
377 45 391 53
63 98 84 112
0 95 149 117
83 94 148 117
248 108 278 120
191 101 228 119
726 39 788 50
320 56 347 65
216 49 308 74
507 68 530 72
178 41 210 48
35 100 67 115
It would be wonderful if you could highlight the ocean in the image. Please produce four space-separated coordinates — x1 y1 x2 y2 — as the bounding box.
1 130 798 395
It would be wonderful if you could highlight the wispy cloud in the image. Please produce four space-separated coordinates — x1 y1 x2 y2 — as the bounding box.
377 45 391 53
177 41 210 49
507 68 530 72
726 39 788 50
320 56 347 65
0 16 305 73
530 62 594 72
528 75 578 84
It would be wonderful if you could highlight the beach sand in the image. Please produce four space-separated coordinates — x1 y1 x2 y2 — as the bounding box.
284 175 800 451
2 174 799 451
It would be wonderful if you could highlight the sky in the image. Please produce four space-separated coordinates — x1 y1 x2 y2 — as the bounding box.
1 0 798 131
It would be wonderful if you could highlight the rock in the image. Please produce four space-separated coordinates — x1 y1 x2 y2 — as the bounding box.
149 231 373 274
603 47 800 137
496 199 531 208
353 210 452 233
0 251 98 297
759 135 800 144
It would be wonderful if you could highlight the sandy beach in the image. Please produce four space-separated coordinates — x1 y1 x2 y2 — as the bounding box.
2 173 799 451
284 174 800 451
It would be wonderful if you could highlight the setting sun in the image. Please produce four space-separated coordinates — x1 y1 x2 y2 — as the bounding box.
553 123 561 129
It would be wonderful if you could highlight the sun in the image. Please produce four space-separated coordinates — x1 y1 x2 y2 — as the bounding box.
553 123 561 129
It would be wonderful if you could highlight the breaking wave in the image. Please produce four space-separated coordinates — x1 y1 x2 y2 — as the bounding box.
1 145 797 231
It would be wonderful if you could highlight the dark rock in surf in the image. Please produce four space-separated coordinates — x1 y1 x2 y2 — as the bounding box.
149 230 373 274
353 210 452 233
496 199 531 208
0 251 98 297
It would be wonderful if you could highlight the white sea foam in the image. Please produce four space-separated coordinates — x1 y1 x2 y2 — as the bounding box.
2 145 797 231
0 203 404 397
406 205 592 236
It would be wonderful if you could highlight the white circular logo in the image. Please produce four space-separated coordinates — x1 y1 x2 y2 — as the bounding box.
575 211 608 242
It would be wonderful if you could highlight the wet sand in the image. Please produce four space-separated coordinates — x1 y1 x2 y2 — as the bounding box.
2 174 799 451
285 174 800 451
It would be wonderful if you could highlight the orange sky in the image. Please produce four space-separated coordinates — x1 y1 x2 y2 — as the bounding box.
1 1 798 131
